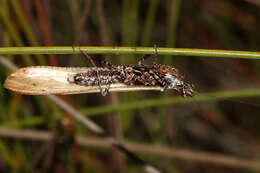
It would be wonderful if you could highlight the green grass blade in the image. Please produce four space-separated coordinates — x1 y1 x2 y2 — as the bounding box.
141 0 158 46
0 46 260 59
10 0 46 65
80 88 260 116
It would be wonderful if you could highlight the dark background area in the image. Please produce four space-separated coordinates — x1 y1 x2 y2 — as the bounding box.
0 0 260 172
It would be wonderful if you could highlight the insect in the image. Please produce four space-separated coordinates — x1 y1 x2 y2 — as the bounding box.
4 51 194 97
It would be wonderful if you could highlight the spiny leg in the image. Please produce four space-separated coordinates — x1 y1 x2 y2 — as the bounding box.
78 48 109 96
99 60 113 96
138 44 158 65
148 70 164 87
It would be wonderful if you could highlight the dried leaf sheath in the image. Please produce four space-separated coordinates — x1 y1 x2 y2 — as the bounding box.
4 66 163 95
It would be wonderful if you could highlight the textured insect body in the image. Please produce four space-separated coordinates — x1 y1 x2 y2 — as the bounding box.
68 67 121 96
4 51 194 97
69 60 194 97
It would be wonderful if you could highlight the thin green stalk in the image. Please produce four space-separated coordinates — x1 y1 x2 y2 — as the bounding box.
0 117 45 128
164 0 182 65
14 142 30 171
121 0 140 130
0 79 8 122
197 11 243 50
0 46 260 59
0 139 11 165
160 0 182 132
9 95 21 121
141 0 158 46
10 0 46 65
80 88 260 116
122 0 139 48
0 0 33 65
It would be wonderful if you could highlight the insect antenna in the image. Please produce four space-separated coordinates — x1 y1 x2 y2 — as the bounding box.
194 90 260 109
72 46 103 67
78 48 97 67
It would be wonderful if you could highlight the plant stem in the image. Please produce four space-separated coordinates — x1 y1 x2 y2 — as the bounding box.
80 88 260 116
0 46 259 59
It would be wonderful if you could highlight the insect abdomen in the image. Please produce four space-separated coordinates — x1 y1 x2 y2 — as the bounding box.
72 69 121 86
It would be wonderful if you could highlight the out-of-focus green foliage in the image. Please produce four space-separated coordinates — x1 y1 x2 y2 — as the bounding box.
0 0 260 172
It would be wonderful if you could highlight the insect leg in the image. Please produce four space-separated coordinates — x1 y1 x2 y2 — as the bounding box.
72 45 75 53
101 59 114 93
153 44 158 64
78 48 109 96
100 61 114 96
148 69 165 87
138 44 158 65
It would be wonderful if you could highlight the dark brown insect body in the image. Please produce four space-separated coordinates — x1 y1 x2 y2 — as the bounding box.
69 58 194 97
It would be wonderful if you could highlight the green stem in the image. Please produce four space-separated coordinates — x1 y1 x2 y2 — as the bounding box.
10 0 46 65
0 46 260 59
80 88 260 116
0 1 33 65
141 0 158 46
0 89 259 123
164 0 182 65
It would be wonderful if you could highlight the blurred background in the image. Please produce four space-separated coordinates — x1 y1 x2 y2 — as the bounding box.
0 0 260 172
